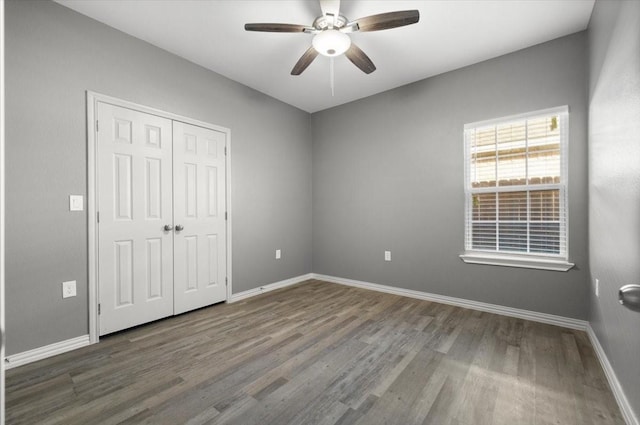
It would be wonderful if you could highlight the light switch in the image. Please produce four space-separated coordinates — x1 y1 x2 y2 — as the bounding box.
276 249 282 259
62 280 77 298
69 195 84 211
385 251 391 262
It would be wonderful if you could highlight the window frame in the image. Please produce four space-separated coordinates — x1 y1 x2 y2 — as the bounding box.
460 106 574 272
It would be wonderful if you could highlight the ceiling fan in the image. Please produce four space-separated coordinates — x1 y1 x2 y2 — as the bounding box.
244 0 420 75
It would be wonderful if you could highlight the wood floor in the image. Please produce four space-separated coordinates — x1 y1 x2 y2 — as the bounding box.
6 280 624 425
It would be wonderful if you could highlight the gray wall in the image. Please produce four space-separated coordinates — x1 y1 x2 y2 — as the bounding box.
5 0 312 355
588 0 640 418
312 32 589 319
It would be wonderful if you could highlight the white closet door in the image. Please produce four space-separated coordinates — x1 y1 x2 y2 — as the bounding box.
173 121 227 314
97 102 174 335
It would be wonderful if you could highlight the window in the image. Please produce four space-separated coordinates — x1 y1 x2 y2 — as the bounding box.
460 106 574 271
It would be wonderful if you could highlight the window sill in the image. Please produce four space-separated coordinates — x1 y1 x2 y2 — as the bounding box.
459 252 575 272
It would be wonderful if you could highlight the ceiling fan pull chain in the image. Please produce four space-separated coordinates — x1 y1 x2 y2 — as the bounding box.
330 57 335 97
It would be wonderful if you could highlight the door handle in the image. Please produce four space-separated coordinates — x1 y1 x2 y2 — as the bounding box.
619 284 640 312
164 224 174 231
175 224 184 232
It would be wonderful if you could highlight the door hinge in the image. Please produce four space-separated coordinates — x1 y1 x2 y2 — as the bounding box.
225 277 228 286
224 146 227 156
225 212 228 220
98 303 101 315
96 120 99 132
97 212 100 223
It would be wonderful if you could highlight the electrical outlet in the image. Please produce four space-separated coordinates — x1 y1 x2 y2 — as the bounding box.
62 280 77 298
595 278 600 297
275 249 282 260
384 250 391 262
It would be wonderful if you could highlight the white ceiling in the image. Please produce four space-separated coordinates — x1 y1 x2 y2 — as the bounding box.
56 0 594 113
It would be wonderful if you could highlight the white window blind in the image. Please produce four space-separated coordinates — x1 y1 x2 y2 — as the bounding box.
463 106 569 263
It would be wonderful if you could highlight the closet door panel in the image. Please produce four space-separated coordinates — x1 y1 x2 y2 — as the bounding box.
173 121 227 314
97 102 174 335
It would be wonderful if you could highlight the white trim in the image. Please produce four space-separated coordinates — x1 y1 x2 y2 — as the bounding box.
5 335 91 370
459 252 575 272
464 105 569 130
228 273 314 303
587 324 639 425
86 92 98 343
225 130 233 303
86 91 232 343
87 92 231 134
0 1 6 421
312 273 587 330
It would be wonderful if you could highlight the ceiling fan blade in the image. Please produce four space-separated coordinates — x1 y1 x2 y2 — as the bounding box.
244 23 308 32
291 47 319 75
319 0 340 18
345 43 376 74
352 10 420 32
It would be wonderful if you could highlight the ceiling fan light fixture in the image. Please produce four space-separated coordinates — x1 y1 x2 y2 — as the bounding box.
312 29 351 57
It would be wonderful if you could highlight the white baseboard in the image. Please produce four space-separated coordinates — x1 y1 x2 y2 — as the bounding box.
587 324 639 425
5 335 91 370
312 273 588 331
4 274 313 369
316 274 639 422
4 276 634 425
229 273 314 303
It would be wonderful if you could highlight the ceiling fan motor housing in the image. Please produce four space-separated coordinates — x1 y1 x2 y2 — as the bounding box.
312 14 348 31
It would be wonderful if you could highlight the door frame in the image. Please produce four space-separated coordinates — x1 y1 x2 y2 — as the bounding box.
86 91 233 344
1 2 6 420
